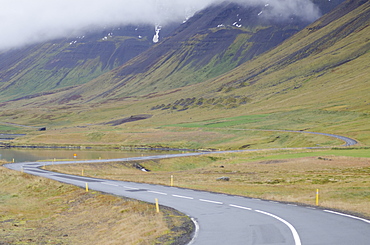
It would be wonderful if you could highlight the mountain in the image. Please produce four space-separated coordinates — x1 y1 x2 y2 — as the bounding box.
0 24 178 102
47 0 345 103
150 0 369 113
0 0 344 104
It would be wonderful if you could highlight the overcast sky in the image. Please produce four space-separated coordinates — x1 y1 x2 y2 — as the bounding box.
0 0 320 51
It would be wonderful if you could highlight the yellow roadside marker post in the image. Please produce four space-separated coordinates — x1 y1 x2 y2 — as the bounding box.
170 175 174 187
316 189 319 206
155 198 160 213
85 183 89 192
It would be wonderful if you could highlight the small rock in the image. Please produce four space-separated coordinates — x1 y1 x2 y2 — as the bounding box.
217 176 230 181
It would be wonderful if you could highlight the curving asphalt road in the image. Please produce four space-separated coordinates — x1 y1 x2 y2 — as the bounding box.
222 129 358 147
4 131 369 245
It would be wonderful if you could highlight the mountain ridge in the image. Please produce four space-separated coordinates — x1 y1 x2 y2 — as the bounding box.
54 1 326 103
0 1 344 104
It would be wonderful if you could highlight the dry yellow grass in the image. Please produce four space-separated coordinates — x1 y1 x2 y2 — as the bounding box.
47 153 370 218
0 162 192 244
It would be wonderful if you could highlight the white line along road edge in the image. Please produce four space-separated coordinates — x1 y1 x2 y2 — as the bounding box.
324 210 370 224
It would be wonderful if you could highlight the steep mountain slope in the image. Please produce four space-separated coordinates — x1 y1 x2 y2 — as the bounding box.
0 1 343 104
0 25 177 102
151 0 369 112
38 1 345 104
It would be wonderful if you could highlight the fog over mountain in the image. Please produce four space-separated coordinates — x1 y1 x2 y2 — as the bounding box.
0 0 320 51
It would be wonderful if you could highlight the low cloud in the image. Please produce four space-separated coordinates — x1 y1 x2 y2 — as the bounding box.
0 0 320 51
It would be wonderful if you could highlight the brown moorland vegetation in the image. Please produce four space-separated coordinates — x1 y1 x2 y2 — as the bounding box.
0 161 193 245
46 149 370 218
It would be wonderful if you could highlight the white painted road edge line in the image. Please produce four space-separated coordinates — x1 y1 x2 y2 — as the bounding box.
123 186 138 190
187 217 200 245
229 204 252 210
172 194 194 200
324 210 370 224
255 210 301 245
199 199 223 205
147 190 168 195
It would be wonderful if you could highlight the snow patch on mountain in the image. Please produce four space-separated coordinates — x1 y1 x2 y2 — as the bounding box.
153 25 162 43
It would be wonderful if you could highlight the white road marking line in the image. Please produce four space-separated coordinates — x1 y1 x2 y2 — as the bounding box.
199 199 223 205
229 204 252 210
287 204 297 207
124 186 138 190
187 217 200 245
172 194 194 199
102 182 119 187
255 210 301 245
324 210 370 224
269 201 279 204
147 191 167 195
306 207 316 210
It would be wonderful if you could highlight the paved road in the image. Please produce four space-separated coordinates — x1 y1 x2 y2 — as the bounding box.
4 132 369 244
222 129 358 147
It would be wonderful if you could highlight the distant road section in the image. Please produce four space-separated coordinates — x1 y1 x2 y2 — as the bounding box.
258 129 358 146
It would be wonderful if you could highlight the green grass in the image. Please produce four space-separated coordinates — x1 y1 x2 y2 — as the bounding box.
0 125 20 132
141 148 370 172
239 148 370 162
168 109 367 131
167 114 270 128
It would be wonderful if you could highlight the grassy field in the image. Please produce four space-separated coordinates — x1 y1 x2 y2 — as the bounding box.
5 109 364 151
0 161 193 245
45 148 370 218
